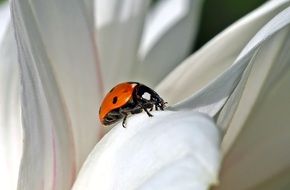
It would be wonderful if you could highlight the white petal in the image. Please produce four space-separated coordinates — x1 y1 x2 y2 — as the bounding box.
0 1 10 43
135 0 203 87
0 25 22 190
213 8 290 190
96 0 150 91
11 0 101 189
83 0 94 29
218 5 290 139
157 0 290 106
72 111 221 190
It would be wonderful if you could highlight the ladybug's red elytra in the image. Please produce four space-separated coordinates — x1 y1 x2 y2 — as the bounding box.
99 82 166 128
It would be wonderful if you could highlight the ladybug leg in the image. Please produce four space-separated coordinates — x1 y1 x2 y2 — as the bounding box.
155 104 159 111
122 114 128 128
119 110 128 128
138 101 154 117
158 103 164 110
142 106 153 117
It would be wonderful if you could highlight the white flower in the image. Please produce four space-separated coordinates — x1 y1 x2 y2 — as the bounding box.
73 111 220 190
1 0 290 190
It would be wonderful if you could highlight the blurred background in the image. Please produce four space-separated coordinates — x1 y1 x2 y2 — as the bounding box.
0 0 267 50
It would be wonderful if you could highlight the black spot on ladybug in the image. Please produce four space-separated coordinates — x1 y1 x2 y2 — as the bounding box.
109 87 115 93
112 96 118 104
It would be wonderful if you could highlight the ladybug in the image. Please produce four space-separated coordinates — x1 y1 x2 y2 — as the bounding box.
99 82 166 128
